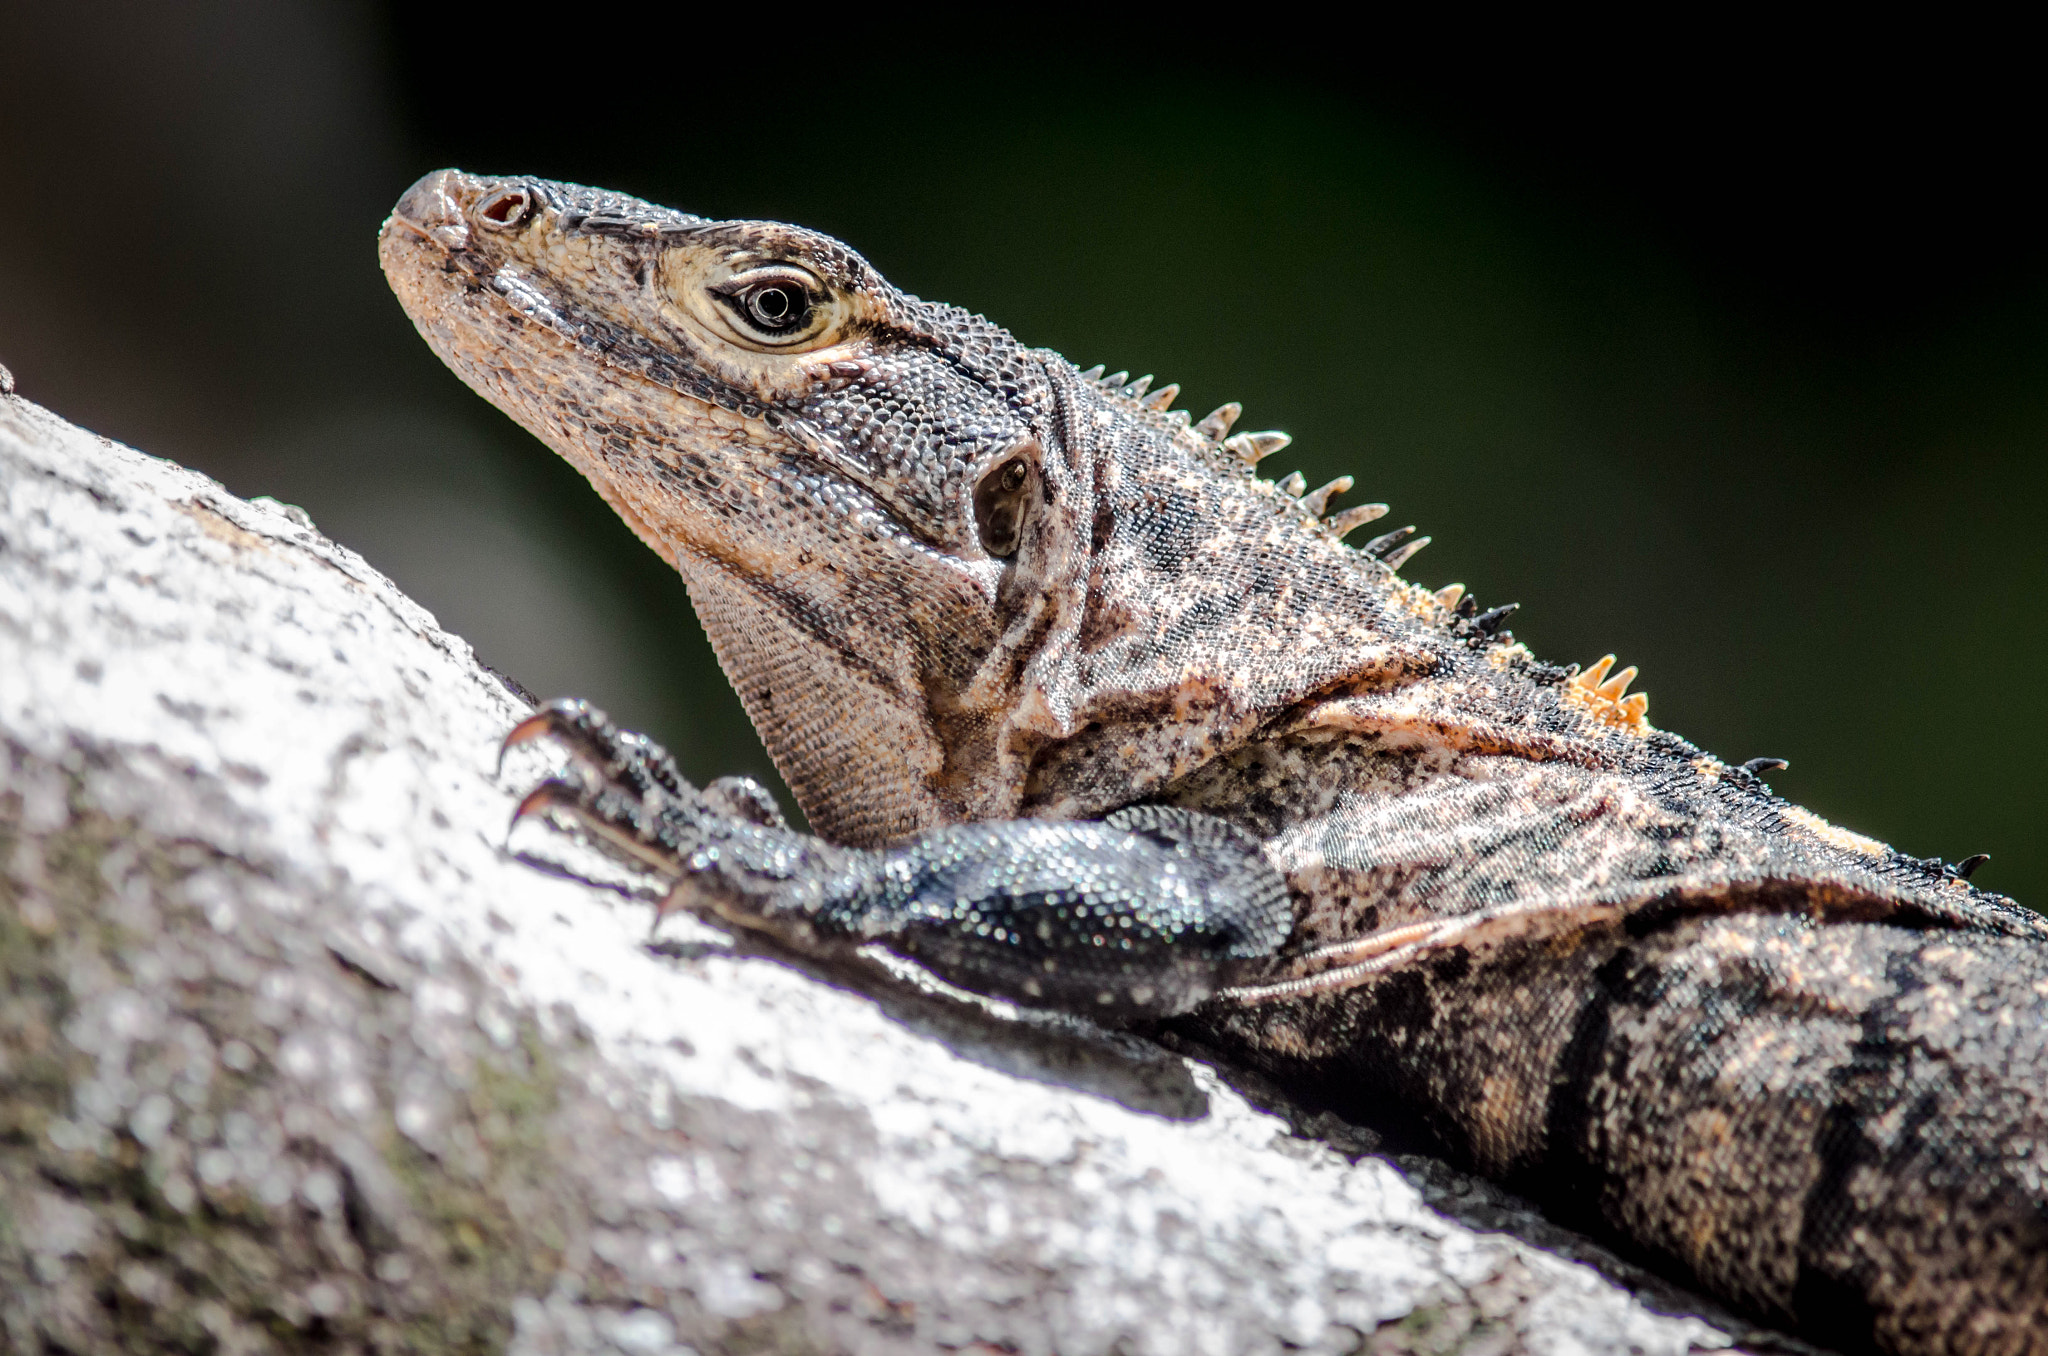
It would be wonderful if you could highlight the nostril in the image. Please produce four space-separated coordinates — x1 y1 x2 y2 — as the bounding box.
477 186 534 230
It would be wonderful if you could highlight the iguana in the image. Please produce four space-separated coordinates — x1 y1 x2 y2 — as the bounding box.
380 169 2048 1356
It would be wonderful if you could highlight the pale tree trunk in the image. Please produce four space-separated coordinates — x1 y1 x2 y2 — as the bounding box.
0 389 1780 1355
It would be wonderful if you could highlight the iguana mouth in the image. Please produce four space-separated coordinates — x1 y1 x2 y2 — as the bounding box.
382 170 701 400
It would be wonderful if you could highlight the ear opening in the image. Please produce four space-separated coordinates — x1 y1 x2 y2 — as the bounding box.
973 444 1038 558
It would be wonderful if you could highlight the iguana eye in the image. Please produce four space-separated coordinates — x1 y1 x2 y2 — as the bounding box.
975 454 1035 558
743 283 805 330
714 267 824 344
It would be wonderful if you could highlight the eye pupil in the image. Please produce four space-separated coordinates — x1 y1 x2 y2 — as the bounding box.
745 283 806 330
714 269 827 346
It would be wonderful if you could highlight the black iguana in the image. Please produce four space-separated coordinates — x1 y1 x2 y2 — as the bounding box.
379 169 2048 1356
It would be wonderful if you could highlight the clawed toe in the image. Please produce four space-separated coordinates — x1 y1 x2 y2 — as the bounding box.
499 697 613 776
510 777 586 827
509 774 691 877
498 697 691 800
500 699 767 902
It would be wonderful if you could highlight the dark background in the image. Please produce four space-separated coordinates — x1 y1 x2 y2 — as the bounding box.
3 6 2042 901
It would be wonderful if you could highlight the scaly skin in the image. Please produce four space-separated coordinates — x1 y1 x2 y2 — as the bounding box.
381 169 2048 1355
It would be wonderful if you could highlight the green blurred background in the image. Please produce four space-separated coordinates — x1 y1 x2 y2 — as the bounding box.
2 8 2041 901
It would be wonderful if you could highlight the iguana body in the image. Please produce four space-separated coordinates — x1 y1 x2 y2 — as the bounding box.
380 170 2048 1355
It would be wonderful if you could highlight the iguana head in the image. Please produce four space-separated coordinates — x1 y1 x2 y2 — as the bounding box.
382 170 1430 846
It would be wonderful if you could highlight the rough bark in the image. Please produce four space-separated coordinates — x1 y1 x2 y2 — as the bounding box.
0 392 1781 1354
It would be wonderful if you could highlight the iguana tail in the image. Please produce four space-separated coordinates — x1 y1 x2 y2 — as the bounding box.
1202 913 2048 1355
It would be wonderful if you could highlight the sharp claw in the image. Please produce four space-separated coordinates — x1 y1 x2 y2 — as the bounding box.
497 697 611 778
499 709 564 775
652 880 691 933
498 703 707 878
510 779 584 834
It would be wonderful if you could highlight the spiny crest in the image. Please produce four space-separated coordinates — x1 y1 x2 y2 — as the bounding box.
1225 430 1291 465
1080 360 1450 579
1358 525 1430 571
1416 583 1538 656
1564 654 1652 732
1326 502 1390 537
1194 403 1240 442
1079 362 1558 658
1077 365 1189 426
1298 476 1352 516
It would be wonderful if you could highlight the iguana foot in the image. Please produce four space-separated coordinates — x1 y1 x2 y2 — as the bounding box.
504 698 784 863
501 698 1293 1016
505 697 731 889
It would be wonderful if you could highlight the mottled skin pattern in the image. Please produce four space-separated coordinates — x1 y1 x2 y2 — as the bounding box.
380 170 2048 1356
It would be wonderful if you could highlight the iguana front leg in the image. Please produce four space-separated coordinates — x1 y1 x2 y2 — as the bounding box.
504 701 1294 1017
